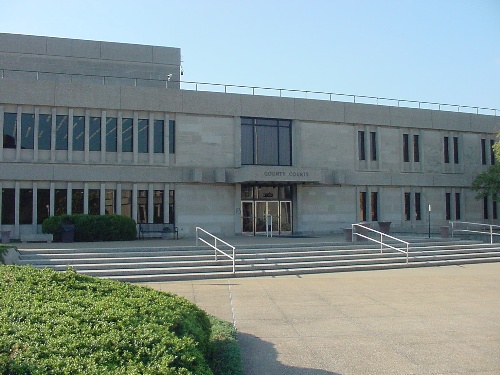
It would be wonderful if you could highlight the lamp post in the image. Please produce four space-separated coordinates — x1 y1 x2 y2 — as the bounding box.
428 204 432 238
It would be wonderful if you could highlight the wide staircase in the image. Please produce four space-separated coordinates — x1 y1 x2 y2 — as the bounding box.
15 236 500 282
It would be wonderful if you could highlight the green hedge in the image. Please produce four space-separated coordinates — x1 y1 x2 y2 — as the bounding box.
0 265 213 375
42 214 137 242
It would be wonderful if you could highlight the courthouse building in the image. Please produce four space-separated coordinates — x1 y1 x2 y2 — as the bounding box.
0 33 499 239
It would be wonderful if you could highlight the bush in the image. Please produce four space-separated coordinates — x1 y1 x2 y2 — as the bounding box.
0 265 213 375
207 316 243 375
42 214 137 242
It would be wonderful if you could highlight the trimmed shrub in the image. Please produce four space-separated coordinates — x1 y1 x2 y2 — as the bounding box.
0 265 213 375
42 214 137 242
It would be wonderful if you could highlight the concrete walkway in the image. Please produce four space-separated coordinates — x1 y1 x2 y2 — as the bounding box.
143 263 500 375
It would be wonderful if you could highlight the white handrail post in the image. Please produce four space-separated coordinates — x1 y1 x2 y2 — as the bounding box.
490 225 493 244
196 227 199 248
232 247 235 274
406 243 409 264
380 233 383 253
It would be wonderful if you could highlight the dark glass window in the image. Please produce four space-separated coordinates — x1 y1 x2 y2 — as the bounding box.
490 140 496 165
138 119 149 153
481 139 487 165
455 192 461 220
122 118 133 152
73 116 85 151
371 192 378 221
169 190 175 224
483 196 489 220
415 192 421 221
137 190 148 223
20 189 33 224
37 189 50 224
453 136 459 164
370 131 377 161
445 193 451 221
1 188 15 224
169 120 175 154
72 189 84 214
358 131 366 161
403 133 409 162
241 117 291 166
55 189 67 216
493 195 498 220
56 115 68 150
105 190 115 215
3 113 17 149
153 190 164 224
38 114 52 150
106 117 117 152
413 135 420 163
404 192 411 221
154 120 164 153
89 189 100 215
445 137 450 164
121 190 132 218
359 192 367 222
89 117 101 151
21 114 34 150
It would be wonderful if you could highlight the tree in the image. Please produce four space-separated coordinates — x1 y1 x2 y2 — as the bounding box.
471 134 500 201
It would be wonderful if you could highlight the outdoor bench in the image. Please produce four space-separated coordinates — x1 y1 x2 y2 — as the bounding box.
138 223 179 240
21 233 54 243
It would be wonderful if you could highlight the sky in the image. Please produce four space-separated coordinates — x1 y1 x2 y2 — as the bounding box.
2 0 499 113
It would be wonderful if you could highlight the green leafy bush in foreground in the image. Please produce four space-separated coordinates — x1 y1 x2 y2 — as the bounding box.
0 266 213 374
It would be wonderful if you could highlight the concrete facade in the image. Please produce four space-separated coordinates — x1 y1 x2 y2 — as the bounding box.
1 33 499 239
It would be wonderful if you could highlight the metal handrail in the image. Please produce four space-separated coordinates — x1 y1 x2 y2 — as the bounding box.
450 221 500 244
352 223 410 263
196 227 235 273
1 67 497 116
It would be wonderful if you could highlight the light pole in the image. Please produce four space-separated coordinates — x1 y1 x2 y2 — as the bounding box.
428 204 432 238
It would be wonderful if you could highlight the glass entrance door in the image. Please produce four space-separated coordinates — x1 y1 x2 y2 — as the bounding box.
241 201 254 234
242 201 292 235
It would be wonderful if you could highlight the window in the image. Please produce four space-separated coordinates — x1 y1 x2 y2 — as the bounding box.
403 133 409 162
72 189 84 214
154 120 164 153
55 189 67 216
56 115 68 150
37 189 50 224
137 190 148 223
89 189 100 215
414 192 421 221
371 192 378 221
359 192 367 222
3 112 17 149
138 119 149 153
404 192 411 221
20 189 33 224
404 192 422 221
122 118 133 152
481 139 487 165
453 136 459 164
87 117 100 151
153 190 164 223
483 196 489 220
38 114 52 150
494 195 498 220
491 140 496 165
73 116 85 151
169 190 175 224
370 131 377 161
169 120 175 154
106 117 117 152
413 135 420 163
358 131 366 161
121 190 132 218
1 188 15 224
445 193 451 221
455 192 461 220
241 117 292 166
105 190 115 214
445 136 451 164
21 114 34 150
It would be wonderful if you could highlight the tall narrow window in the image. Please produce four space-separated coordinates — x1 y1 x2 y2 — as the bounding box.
453 136 459 164
404 192 411 221
445 136 450 164
105 190 115 215
153 190 164 224
414 192 421 221
481 139 487 165
455 192 461 220
371 192 378 221
370 131 377 161
359 192 367 222
169 190 175 224
169 120 175 154
89 117 101 151
483 196 489 220
3 113 17 149
73 116 85 151
138 119 149 153
403 133 410 162
154 120 164 153
89 189 100 215
137 190 148 223
19 189 33 224
38 114 52 150
121 190 132 218
56 115 68 150
413 134 420 163
122 118 133 152
358 131 366 161
490 139 496 165
21 114 34 150
1 188 15 224
72 189 84 214
106 117 117 152
445 193 451 221
37 189 50 224
493 195 498 220
55 189 67 216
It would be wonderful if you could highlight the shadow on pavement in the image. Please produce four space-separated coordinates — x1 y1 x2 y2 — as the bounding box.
238 333 340 375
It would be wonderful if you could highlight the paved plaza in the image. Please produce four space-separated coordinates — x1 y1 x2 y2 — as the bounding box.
143 262 500 375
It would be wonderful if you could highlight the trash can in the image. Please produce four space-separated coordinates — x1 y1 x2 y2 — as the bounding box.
344 228 353 242
377 221 391 234
1 230 10 244
61 224 75 243
440 226 449 238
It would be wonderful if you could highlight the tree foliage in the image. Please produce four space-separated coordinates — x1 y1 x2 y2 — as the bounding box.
471 134 500 201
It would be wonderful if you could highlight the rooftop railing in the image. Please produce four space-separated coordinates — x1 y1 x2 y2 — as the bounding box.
1 68 498 116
